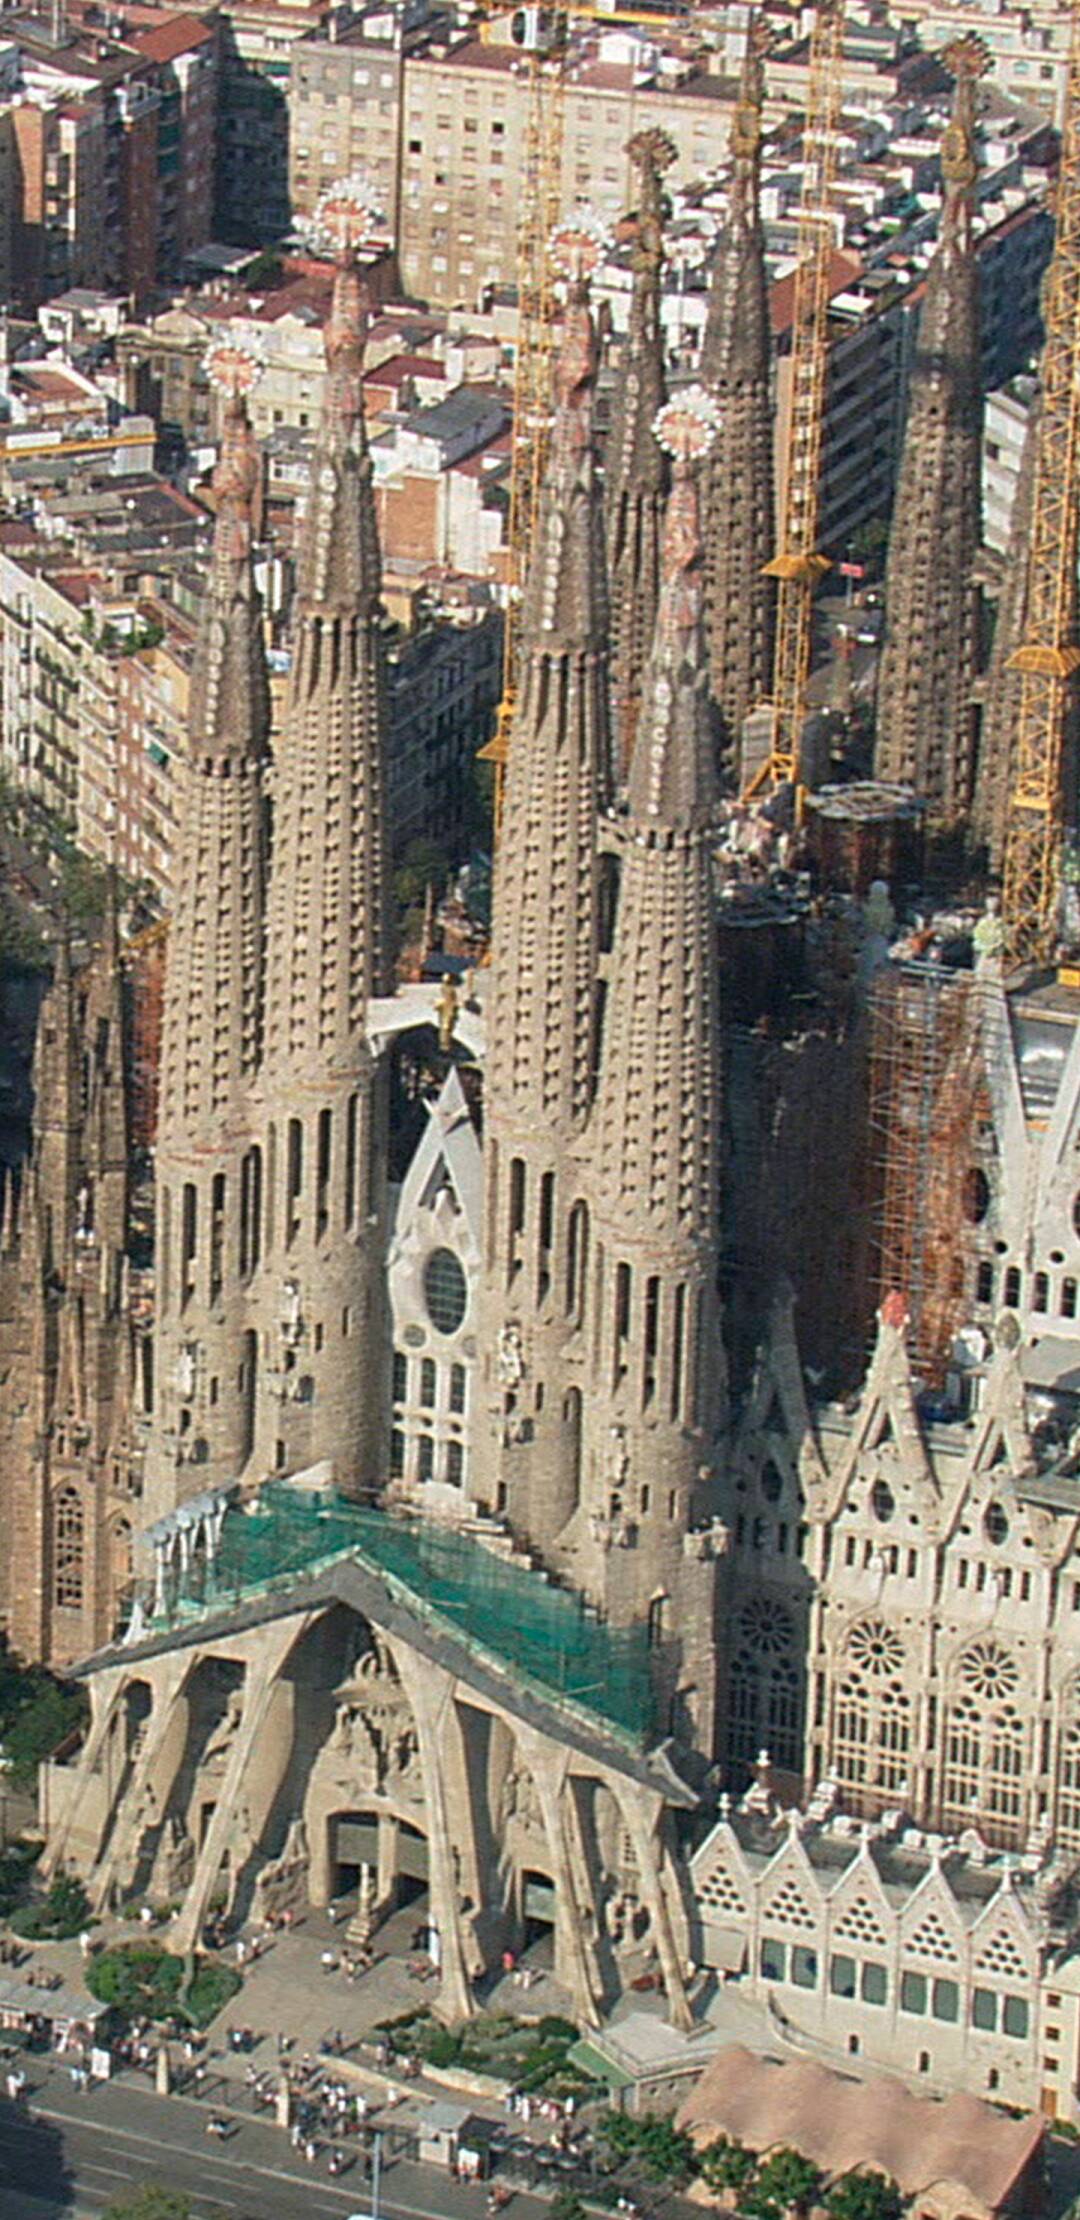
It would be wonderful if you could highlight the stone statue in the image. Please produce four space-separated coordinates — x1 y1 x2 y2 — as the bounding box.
496 1324 525 1388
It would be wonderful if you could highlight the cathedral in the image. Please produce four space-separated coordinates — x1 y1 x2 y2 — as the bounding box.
13 38 1080 2115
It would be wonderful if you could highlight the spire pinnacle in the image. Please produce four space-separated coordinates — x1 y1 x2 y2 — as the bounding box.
606 134 673 777
729 9 768 210
628 391 720 827
520 215 610 651
296 174 384 612
940 35 988 249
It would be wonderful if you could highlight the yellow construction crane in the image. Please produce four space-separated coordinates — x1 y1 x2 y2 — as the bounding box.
476 1 697 824
1002 0 1080 967
747 0 845 807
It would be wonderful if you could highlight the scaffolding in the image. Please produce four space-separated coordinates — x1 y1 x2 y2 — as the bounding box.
160 1485 656 1746
867 963 987 1385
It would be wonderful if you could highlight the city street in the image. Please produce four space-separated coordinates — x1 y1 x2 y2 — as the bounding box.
0 2061 563 2220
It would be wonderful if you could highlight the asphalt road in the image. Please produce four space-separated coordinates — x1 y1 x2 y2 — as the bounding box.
0 2064 537 2220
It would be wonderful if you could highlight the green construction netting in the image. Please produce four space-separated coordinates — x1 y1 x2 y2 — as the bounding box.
163 1484 655 1745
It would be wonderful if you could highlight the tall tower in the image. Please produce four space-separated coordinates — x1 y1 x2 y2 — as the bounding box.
700 12 775 781
874 39 987 818
571 391 727 1751
254 181 389 1489
473 221 613 1552
145 358 270 1529
605 130 671 781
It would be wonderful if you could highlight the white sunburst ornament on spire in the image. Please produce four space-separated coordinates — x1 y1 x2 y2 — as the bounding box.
548 207 612 286
306 173 386 260
653 386 722 463
205 333 265 400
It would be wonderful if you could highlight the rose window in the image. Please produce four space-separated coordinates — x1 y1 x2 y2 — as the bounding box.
846 1619 905 1678
959 1641 1018 1702
739 1597 794 1658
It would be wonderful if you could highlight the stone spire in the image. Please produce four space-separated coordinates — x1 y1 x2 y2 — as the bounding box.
254 180 390 1491
571 391 727 1756
32 925 80 1273
146 354 270 1527
605 128 672 781
974 399 1037 867
473 218 613 1554
263 187 388 1075
701 11 775 781
158 377 269 1149
486 219 612 1139
874 38 987 817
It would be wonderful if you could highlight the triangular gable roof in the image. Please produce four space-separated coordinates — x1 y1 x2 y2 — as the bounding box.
390 1066 482 1259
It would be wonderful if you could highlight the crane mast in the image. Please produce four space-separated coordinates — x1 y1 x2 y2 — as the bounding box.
1001 0 1080 967
749 0 844 804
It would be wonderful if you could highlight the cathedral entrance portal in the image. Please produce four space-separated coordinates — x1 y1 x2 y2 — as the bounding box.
325 1809 430 1911
521 1868 557 1954
331 1810 379 1898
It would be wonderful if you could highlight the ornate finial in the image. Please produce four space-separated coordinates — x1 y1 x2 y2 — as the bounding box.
549 213 608 415
652 389 719 625
880 1288 909 1332
653 387 721 465
309 171 385 264
549 208 610 288
628 125 676 185
940 35 988 191
626 129 674 273
205 339 262 557
206 334 264 403
307 174 385 408
732 9 770 163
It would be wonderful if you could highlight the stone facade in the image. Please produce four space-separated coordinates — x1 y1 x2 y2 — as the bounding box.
42 1560 696 2034
692 1771 1080 2117
0 906 145 1668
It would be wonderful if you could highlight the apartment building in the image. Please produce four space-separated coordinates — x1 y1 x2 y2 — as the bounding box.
216 0 331 244
0 6 218 311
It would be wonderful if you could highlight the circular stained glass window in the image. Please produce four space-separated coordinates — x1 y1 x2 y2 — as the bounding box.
424 1247 468 1336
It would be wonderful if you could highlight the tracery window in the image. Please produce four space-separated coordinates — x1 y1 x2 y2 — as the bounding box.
830 1619 913 1804
1057 1678 1080 1859
941 1642 1029 1842
727 1597 803 1777
54 1487 84 1610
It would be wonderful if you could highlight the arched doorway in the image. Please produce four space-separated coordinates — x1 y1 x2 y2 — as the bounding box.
330 1810 380 1899
521 1867 556 1955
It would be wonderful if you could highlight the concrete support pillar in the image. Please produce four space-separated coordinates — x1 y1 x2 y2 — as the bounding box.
377 1813 399 1910
515 1729 603 2030
41 1669 127 1879
391 1649 475 2024
172 1619 305 1955
89 1655 192 1910
610 1779 692 2032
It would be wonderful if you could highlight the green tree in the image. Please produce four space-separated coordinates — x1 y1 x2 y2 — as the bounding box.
102 2190 192 2220
745 2148 823 2220
551 2193 588 2220
699 2136 758 2196
824 2173 903 2220
86 1942 185 2020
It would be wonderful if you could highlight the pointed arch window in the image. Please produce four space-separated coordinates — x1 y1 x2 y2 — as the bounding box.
727 1598 803 1778
54 1487 84 1609
942 1642 1028 1842
831 1619 912 1806
1057 1679 1080 1859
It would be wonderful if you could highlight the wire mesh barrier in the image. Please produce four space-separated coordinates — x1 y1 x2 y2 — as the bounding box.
158 1484 656 1745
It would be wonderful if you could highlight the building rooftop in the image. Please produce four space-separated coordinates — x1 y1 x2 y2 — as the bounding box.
678 2046 1044 2218
157 1482 657 1744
